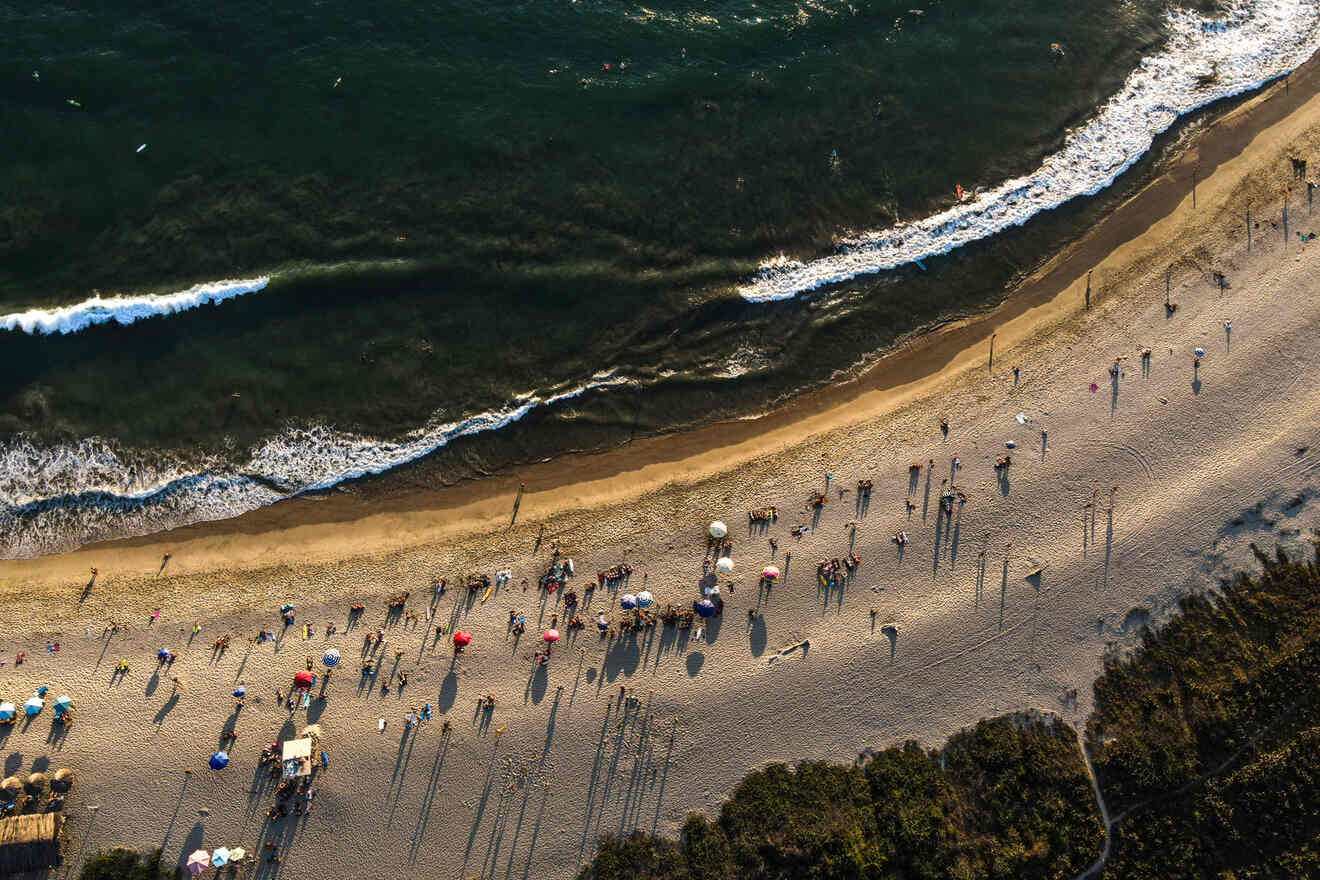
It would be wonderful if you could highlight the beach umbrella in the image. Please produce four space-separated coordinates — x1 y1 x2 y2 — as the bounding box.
542 629 560 644
1194 347 1205 357
157 648 171 660
233 686 246 698
596 614 608 631
708 586 721 596
292 670 314 689
186 850 210 875
1089 383 1099 392
715 556 734 573
694 599 716 618
23 696 42 716
619 593 637 610
211 846 231 867
209 751 230 770
321 648 341 668
708 521 727 538
452 631 471 648
0 702 14 721
51 769 73 792
762 565 780 580
229 848 246 862
24 773 46 794
54 695 72 713
636 590 654 607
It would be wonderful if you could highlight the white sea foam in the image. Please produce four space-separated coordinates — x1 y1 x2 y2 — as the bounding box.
741 0 1320 302
0 277 269 334
0 372 633 558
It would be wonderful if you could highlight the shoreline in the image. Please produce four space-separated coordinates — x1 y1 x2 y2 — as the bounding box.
3 54 1319 589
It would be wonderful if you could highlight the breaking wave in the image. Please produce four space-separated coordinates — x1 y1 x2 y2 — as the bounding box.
0 373 632 557
0 277 269 334
741 0 1320 301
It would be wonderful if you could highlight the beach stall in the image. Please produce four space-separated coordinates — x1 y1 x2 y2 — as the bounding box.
281 737 313 780
0 813 64 874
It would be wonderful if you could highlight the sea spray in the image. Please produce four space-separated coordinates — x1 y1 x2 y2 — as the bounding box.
0 277 269 334
741 0 1320 302
0 372 632 558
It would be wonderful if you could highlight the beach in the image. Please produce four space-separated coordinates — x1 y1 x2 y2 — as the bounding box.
3 52 1320 880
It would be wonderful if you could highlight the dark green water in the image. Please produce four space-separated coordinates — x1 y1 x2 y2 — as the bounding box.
0 0 1209 554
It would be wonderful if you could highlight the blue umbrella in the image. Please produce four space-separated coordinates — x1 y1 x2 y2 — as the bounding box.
53 695 71 714
23 697 43 716
208 751 230 770
619 594 637 610
233 686 246 698
694 599 716 618
636 590 654 608
157 648 170 661
321 649 341 668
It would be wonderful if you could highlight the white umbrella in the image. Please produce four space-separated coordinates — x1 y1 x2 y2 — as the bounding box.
1194 347 1205 357
211 846 231 867
708 521 727 538
635 590 654 607
322 648 341 668
715 556 734 573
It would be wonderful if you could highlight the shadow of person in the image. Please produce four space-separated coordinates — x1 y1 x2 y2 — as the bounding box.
152 694 180 727
880 625 897 662
528 664 549 705
685 652 704 676
748 617 767 657
176 821 205 875
145 672 160 697
306 697 326 724
437 670 459 713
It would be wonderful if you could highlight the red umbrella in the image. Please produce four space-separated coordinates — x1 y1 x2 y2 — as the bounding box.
292 670 314 689
542 629 560 643
452 631 472 649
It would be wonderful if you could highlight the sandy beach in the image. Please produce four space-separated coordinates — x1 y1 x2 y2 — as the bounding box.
4 59 1320 879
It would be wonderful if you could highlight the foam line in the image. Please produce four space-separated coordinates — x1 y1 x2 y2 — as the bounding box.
0 277 269 334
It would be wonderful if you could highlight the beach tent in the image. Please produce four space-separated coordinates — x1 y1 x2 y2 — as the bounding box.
452 631 471 648
211 846 231 867
619 594 637 610
233 687 246 698
708 521 728 538
292 670 314 689
321 649 340 668
22 697 42 716
0 703 14 721
209 751 229 770
762 565 780 580
636 590 654 607
281 737 313 780
694 599 716 618
542 629 560 643
53 696 71 714
186 850 209 875
715 557 734 573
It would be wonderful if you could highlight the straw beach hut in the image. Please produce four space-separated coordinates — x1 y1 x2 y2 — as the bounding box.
22 774 45 796
0 813 63 874
50 770 73 793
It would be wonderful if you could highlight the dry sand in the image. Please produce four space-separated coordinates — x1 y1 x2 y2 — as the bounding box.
4 64 1320 880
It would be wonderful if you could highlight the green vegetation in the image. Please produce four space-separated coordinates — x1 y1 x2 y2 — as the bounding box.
1088 545 1320 878
78 847 169 880
583 715 1102 880
583 546 1320 879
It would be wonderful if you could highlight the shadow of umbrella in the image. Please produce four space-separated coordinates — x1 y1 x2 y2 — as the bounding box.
685 652 704 676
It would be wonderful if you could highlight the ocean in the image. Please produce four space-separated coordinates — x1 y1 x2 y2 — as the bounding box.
1 0 1317 556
